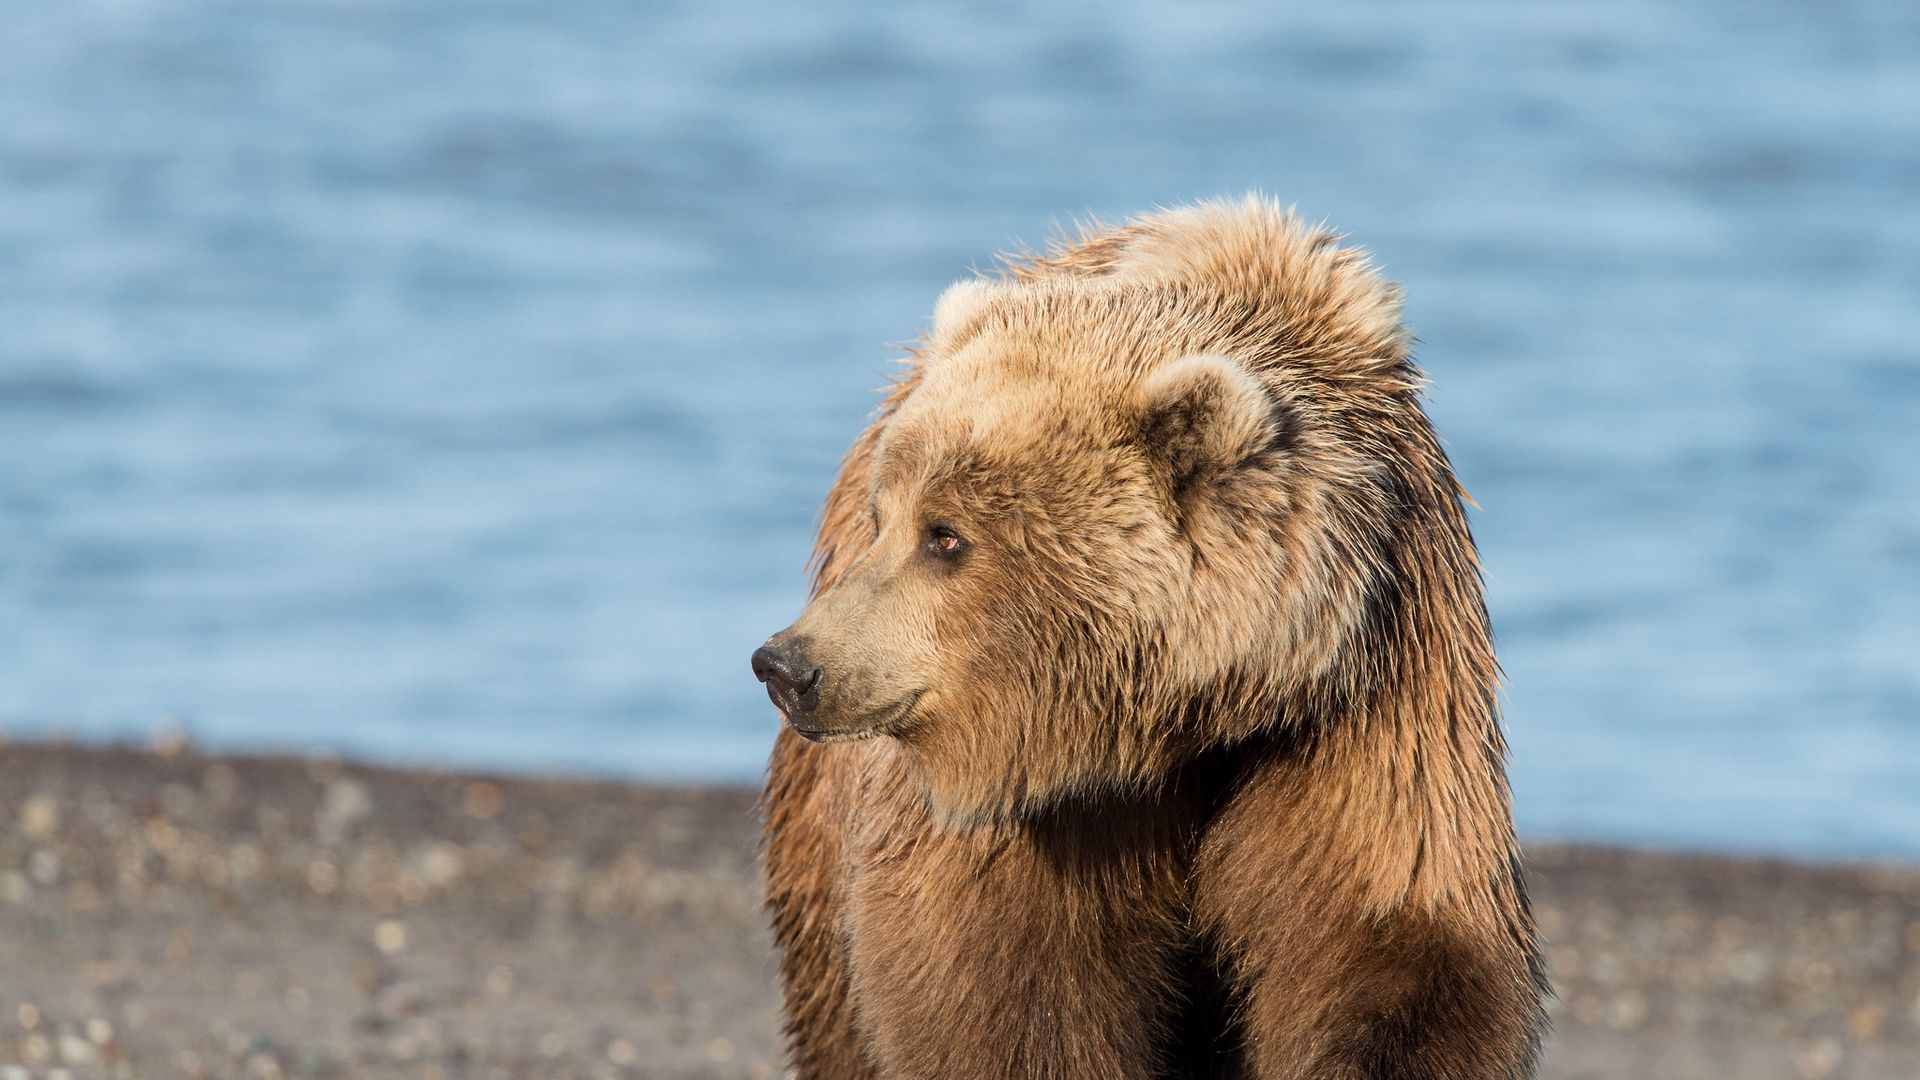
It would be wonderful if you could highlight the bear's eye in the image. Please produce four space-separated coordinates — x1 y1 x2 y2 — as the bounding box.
924 523 969 559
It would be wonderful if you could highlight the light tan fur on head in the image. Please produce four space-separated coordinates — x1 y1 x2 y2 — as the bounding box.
771 196 1429 823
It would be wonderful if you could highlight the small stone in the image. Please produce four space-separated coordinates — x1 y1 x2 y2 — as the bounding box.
58 1033 97 1064
18 1003 40 1030
306 858 340 896
27 849 60 886
144 818 181 853
606 1039 637 1066
707 1037 734 1064
317 779 372 844
419 843 464 887
1 1064 29 1080
1605 990 1647 1030
1794 1037 1842 1078
86 1018 113 1045
374 919 407 955
228 842 262 882
539 1032 568 1058
19 795 59 839
1846 1004 1883 1041
1730 949 1770 986
463 782 504 820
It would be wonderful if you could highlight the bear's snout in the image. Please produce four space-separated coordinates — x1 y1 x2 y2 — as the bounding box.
751 639 823 721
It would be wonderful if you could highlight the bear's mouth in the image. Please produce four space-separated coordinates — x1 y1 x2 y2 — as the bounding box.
790 691 924 744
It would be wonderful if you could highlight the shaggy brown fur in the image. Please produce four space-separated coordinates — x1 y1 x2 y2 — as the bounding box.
758 196 1548 1079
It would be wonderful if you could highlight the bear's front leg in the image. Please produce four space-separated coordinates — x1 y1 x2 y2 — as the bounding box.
1192 754 1546 1080
842 770 1194 1080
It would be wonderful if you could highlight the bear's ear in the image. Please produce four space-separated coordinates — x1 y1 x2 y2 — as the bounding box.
1135 354 1280 494
929 278 999 343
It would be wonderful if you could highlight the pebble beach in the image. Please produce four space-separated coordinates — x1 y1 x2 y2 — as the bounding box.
2 739 1916 1079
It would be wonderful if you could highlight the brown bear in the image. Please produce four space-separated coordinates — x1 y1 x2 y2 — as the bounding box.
753 196 1548 1079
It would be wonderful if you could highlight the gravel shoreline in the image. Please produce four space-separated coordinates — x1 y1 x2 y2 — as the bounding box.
2 740 1916 1079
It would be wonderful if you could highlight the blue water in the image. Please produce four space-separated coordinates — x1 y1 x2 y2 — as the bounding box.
2 0 1916 858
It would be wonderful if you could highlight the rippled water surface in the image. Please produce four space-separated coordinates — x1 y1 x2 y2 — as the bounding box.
2 0 1916 856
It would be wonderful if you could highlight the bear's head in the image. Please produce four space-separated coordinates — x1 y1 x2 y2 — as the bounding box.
754 199 1429 824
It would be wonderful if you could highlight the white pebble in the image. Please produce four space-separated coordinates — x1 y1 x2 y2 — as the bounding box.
374 919 407 955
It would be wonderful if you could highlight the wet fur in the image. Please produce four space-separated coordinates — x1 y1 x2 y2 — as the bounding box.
762 196 1548 1078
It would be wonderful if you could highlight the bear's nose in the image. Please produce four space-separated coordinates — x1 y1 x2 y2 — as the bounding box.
752 641 822 715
